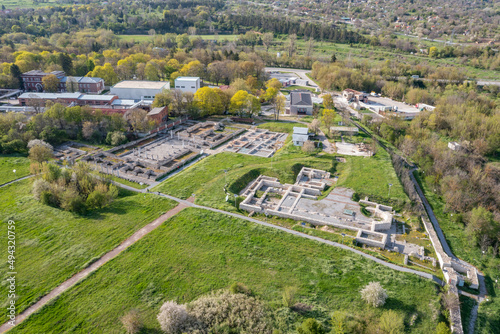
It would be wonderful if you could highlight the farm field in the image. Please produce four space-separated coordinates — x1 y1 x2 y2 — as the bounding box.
10 208 444 333
0 155 30 185
0 179 177 320
117 34 238 42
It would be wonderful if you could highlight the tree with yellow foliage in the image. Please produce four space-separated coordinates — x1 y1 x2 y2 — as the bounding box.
194 87 222 117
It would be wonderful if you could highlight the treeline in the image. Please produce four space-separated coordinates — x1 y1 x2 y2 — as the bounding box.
224 14 367 44
365 83 500 255
0 104 130 154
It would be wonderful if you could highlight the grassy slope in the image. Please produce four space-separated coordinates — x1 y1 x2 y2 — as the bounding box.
11 208 442 333
413 171 500 333
0 179 177 319
0 155 30 184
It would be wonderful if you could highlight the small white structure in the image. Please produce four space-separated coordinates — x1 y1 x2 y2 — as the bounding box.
448 141 462 151
174 77 200 93
292 127 310 146
110 81 170 100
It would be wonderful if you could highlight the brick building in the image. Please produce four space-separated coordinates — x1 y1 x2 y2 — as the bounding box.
147 106 169 124
21 70 65 92
18 92 117 107
21 71 104 94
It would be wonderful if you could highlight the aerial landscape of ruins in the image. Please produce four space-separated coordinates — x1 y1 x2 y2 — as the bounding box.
0 0 499 333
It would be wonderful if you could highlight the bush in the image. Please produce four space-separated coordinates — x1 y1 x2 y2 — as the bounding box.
229 282 251 295
40 190 59 207
121 309 143 334
157 301 190 334
302 140 315 154
379 310 404 334
297 318 324 334
32 179 51 201
282 286 297 308
60 188 86 214
435 322 451 334
360 282 387 307
187 291 271 333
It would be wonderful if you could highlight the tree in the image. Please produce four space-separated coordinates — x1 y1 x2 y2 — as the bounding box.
379 310 404 334
125 109 155 133
121 309 143 334
286 34 297 57
429 46 439 58
321 109 337 135
465 206 498 251
262 32 274 51
152 89 173 108
435 322 451 334
302 140 315 153
58 53 73 74
360 282 387 307
66 76 78 93
297 318 324 334
88 63 118 85
308 119 320 134
157 301 189 334
106 131 127 146
323 94 334 109
28 139 53 163
229 90 260 117
82 121 96 140
42 74 60 92
266 78 282 90
271 94 286 121
194 87 222 116
10 64 23 89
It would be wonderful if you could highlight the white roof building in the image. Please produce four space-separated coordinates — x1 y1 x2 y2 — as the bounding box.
292 127 310 146
174 77 200 94
110 80 170 100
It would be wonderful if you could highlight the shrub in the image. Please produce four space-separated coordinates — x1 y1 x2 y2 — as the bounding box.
60 188 86 214
40 190 59 207
32 179 51 201
121 309 143 334
360 282 387 307
435 322 451 334
187 291 271 333
282 286 297 308
157 301 190 334
229 282 251 295
379 310 404 334
297 318 324 334
28 140 53 163
302 140 316 153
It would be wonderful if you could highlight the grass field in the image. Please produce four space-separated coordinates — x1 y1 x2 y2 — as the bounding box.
0 179 177 320
11 208 444 333
0 0 60 9
0 155 30 185
413 171 500 333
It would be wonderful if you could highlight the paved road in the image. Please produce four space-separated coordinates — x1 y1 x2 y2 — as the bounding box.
265 67 319 88
0 175 34 188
